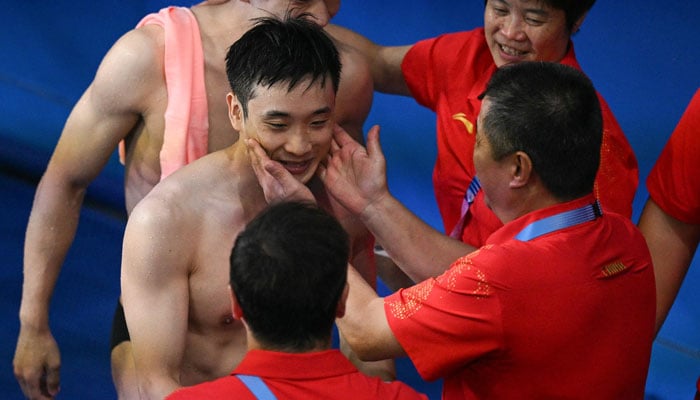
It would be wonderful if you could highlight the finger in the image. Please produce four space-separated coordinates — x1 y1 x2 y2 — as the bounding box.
330 136 340 153
263 158 290 181
44 364 60 397
247 141 268 183
332 124 356 147
316 163 327 182
246 138 270 162
20 373 43 400
365 125 384 159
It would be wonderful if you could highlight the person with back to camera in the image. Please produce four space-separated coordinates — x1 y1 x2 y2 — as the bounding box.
166 201 427 400
248 61 656 399
13 1 378 399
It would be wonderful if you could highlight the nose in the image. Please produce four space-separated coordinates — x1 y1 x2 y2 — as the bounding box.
501 15 526 41
285 129 312 156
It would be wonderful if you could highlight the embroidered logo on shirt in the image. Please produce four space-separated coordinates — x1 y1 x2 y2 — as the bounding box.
601 261 627 277
452 113 475 134
387 279 435 320
386 248 491 320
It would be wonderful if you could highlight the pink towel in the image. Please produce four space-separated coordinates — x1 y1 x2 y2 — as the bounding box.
119 6 209 180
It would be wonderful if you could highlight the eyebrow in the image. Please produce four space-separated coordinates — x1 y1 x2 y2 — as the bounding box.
263 106 332 118
493 0 551 17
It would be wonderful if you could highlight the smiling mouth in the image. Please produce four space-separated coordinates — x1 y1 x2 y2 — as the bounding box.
499 44 527 57
280 160 312 175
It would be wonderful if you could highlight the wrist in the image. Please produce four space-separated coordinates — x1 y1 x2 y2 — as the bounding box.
18 303 50 330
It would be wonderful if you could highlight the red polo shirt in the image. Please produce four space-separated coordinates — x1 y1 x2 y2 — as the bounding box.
646 89 700 224
167 349 428 399
402 28 638 247
385 195 655 399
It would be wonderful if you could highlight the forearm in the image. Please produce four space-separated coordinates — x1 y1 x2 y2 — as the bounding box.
337 266 405 361
20 176 86 327
639 199 700 333
361 193 474 282
326 24 411 96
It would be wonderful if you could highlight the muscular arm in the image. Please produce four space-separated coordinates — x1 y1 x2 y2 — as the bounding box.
121 199 191 399
14 26 163 399
326 24 412 96
638 198 700 334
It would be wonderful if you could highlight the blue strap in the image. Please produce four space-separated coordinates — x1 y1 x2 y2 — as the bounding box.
515 201 602 241
465 176 481 205
237 375 277 400
449 177 482 238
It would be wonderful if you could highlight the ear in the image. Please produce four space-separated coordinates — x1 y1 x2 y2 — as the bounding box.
508 151 533 189
229 285 244 320
335 283 349 318
226 92 244 131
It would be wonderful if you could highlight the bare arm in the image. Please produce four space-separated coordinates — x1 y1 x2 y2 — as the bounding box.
14 26 162 399
638 198 700 334
320 125 475 281
337 265 405 361
121 199 192 399
326 24 412 96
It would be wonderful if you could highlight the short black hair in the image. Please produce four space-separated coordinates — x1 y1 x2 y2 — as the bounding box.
480 62 602 200
230 201 349 351
225 15 341 118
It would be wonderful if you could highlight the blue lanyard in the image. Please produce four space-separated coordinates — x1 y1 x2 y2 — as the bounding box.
449 177 482 238
515 200 602 241
237 375 277 400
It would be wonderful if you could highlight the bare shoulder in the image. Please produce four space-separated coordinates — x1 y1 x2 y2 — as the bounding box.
131 151 233 226
89 24 166 111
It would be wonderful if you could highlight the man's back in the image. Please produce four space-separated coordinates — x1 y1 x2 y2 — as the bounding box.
168 349 426 399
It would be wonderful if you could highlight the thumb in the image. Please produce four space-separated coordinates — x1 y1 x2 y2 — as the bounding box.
366 125 383 159
264 159 291 181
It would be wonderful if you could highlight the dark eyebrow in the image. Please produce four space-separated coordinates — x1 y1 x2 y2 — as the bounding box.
493 0 550 17
312 106 332 116
263 110 291 118
263 106 332 119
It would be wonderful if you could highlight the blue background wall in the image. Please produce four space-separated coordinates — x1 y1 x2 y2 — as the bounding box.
1 1 698 398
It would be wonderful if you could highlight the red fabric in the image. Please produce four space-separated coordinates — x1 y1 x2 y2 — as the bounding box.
166 349 428 399
385 194 655 399
646 89 700 224
401 28 638 247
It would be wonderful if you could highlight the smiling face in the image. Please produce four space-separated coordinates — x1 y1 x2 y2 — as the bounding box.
484 0 571 67
229 77 335 184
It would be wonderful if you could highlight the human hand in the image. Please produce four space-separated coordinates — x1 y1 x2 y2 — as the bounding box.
246 138 315 204
318 124 389 216
13 327 61 399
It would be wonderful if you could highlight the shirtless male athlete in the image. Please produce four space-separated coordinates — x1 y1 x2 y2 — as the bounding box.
13 1 374 399
120 16 388 399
